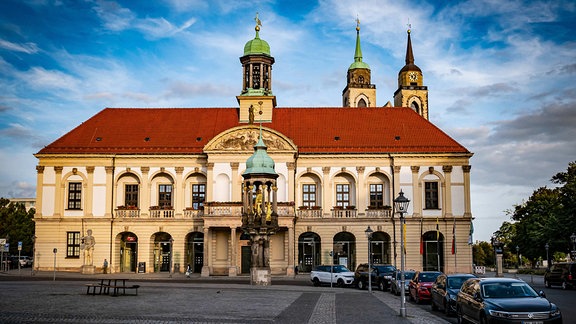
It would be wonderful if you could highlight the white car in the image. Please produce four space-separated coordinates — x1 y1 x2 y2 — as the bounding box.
310 265 355 287
19 256 32 267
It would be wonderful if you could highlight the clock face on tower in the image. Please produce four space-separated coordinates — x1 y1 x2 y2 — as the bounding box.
408 72 418 82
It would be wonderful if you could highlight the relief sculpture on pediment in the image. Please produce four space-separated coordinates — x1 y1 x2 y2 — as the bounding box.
211 128 293 151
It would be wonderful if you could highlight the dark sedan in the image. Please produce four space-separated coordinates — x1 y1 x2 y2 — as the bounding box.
431 273 476 315
409 271 441 304
456 277 563 324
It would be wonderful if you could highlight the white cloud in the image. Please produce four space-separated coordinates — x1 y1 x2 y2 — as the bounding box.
0 39 39 54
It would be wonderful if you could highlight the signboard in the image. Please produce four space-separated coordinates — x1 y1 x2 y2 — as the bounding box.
18 241 22 251
0 238 5 245
4 243 9 252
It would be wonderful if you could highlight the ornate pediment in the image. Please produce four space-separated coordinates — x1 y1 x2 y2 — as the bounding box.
204 126 297 152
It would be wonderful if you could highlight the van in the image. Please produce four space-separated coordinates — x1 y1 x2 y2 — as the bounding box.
544 262 576 289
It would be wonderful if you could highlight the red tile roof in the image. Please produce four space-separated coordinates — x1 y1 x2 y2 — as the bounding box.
37 107 469 155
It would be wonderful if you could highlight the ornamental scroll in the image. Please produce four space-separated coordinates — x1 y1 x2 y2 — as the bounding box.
210 128 293 152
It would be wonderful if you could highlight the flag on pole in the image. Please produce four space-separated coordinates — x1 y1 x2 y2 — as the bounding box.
451 221 456 255
468 221 474 245
419 218 424 255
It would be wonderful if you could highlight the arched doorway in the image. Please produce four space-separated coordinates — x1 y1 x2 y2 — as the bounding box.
152 232 173 272
119 232 138 272
371 232 392 264
423 231 444 272
298 232 321 272
186 232 204 273
333 232 356 270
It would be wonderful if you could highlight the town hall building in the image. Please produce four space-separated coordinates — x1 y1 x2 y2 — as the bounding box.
32 18 473 276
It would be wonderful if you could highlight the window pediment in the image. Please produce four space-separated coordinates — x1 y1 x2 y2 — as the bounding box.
204 126 297 153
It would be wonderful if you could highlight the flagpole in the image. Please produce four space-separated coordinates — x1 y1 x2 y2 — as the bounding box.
454 217 457 273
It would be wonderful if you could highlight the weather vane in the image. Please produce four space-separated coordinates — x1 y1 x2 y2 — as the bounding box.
407 18 412 33
255 12 262 27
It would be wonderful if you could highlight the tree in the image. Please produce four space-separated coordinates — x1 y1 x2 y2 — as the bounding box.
473 241 495 267
0 198 35 256
495 161 576 267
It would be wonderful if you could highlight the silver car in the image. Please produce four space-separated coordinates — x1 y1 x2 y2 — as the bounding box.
390 270 415 295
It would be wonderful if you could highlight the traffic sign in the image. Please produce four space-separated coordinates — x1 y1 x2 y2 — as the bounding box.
0 238 5 245
18 241 22 251
3 243 9 252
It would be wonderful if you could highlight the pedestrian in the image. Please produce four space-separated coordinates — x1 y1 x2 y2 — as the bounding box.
103 259 108 274
186 264 191 278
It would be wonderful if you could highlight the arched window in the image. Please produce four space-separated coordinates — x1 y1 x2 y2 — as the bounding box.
410 101 420 113
358 98 367 107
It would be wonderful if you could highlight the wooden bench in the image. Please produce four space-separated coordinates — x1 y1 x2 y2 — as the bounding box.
85 283 110 295
110 284 140 296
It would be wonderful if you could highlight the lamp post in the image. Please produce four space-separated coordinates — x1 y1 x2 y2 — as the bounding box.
365 226 374 293
169 238 174 278
394 190 410 318
516 245 519 269
545 243 549 269
570 233 576 261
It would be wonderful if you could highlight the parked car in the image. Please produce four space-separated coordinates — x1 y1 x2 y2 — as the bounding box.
310 265 355 287
431 273 476 315
544 262 575 290
409 271 441 304
19 256 32 267
390 270 416 296
354 263 396 291
456 277 563 324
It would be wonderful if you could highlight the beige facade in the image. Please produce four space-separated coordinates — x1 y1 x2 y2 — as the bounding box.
33 24 474 276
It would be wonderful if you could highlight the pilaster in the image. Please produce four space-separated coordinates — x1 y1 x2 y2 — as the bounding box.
35 166 44 218
410 166 420 217
86 166 95 217
175 167 184 216
462 165 472 217
54 166 63 217
105 166 114 217
442 165 453 217
141 167 150 216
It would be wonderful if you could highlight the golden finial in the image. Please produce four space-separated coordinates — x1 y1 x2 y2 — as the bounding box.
255 12 262 31
356 15 360 31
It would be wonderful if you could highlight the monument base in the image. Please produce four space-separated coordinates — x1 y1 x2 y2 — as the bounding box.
251 267 271 286
228 266 238 276
201 265 211 277
81 265 96 275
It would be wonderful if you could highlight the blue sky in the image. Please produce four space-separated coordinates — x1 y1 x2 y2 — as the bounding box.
1 0 575 242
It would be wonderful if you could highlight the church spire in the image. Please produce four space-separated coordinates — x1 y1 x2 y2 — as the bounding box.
342 17 376 108
405 28 415 65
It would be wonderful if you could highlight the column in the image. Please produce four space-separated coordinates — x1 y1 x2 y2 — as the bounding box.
201 227 211 277
229 227 237 276
462 165 472 217
206 163 214 202
322 167 331 215
105 166 114 218
356 166 365 214
86 166 95 217
442 165 453 218
140 167 150 216
54 166 63 217
175 167 184 217
286 162 295 203
230 162 240 201
35 166 44 218
410 166 420 217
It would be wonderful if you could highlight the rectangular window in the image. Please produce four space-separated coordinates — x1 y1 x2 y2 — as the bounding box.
425 182 439 209
192 184 206 210
125 184 139 207
369 184 384 208
159 184 173 207
67 182 82 210
302 184 316 207
66 232 81 258
336 184 349 207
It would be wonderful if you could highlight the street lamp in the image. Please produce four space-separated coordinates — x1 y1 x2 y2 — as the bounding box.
365 226 374 293
516 245 519 269
545 243 550 269
394 190 410 318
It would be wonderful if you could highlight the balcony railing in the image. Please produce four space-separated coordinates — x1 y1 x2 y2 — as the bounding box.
331 207 357 218
365 208 393 218
297 207 323 218
150 208 174 218
115 208 140 218
183 208 204 218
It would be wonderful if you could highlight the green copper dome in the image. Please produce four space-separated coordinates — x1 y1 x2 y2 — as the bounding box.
244 28 271 56
243 132 276 176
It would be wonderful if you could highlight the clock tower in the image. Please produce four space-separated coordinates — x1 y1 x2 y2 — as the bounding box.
238 13 276 123
342 19 376 108
394 28 429 119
